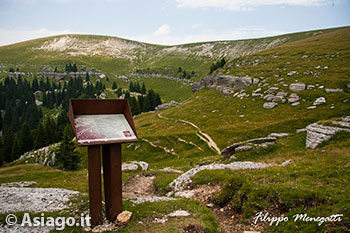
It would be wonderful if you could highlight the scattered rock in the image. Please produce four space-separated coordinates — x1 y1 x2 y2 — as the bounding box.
265 87 279 94
122 163 138 171
235 145 253 152
263 102 277 109
276 92 288 97
325 88 343 93
289 83 306 92
269 133 289 138
313 97 326 106
221 142 241 157
115 211 132 226
131 161 148 171
287 71 298 76
247 137 276 144
159 168 184 174
291 101 300 106
288 93 300 103
307 106 317 110
307 85 315 90
168 210 191 217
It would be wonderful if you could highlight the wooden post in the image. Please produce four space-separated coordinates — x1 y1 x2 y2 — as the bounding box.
88 145 103 226
102 144 123 222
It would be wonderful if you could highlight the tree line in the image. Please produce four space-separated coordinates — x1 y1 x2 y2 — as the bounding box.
0 75 105 166
113 81 162 115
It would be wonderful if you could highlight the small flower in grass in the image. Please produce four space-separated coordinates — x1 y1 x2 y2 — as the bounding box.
276 191 279 194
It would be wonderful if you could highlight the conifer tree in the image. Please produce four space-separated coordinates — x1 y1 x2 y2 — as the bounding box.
19 122 34 155
56 124 80 170
129 97 140 115
129 82 134 92
0 113 2 131
11 136 21 161
141 83 146 94
3 128 14 163
34 122 47 149
112 81 117 90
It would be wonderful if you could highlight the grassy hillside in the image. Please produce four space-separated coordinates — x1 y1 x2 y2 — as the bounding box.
0 27 349 232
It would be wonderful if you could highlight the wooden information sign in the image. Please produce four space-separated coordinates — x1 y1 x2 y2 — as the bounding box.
68 99 138 226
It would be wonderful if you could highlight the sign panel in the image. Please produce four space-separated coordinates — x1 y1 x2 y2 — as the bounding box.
74 114 137 145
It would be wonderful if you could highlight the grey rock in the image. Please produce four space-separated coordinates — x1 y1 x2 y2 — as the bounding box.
272 96 284 102
307 106 317 110
168 210 191 217
252 93 263 97
247 137 276 144
288 93 300 103
192 75 254 93
292 101 300 106
307 85 315 90
287 71 298 76
269 133 289 138
253 88 262 93
276 92 288 97
168 160 290 192
313 97 326 106
296 128 307 133
289 83 306 92
325 88 343 93
263 94 275 102
306 122 350 148
235 145 253 152
221 142 241 157
156 100 178 110
265 87 279 94
263 102 277 109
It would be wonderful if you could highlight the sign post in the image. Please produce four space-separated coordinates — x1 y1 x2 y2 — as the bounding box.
69 99 138 225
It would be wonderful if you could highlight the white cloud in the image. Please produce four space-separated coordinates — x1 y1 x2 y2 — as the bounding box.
125 26 287 46
176 0 329 11
153 24 171 36
0 28 75 46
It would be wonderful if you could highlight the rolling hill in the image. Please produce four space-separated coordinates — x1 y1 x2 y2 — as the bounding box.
0 26 349 232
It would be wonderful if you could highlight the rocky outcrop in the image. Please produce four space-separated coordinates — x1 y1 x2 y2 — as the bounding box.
305 116 350 148
167 160 292 192
156 100 178 110
192 75 258 94
289 83 306 92
221 136 279 157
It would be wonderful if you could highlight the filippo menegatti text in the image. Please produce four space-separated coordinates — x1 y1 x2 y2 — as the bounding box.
253 211 343 226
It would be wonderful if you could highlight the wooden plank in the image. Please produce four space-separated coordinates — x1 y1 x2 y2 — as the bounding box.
102 144 122 222
88 145 103 226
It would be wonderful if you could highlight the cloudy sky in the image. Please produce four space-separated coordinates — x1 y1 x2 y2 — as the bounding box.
0 0 349 46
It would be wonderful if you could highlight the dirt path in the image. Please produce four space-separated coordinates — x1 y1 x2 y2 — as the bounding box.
123 174 156 198
142 138 176 155
157 113 221 154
